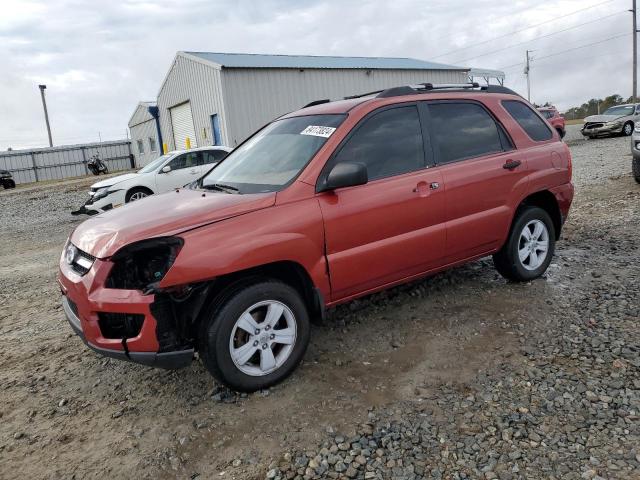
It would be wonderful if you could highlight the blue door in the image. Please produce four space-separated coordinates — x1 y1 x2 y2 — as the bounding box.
211 114 221 146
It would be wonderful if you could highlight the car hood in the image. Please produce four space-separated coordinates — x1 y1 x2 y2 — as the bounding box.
71 189 276 258
91 173 140 189
584 114 626 123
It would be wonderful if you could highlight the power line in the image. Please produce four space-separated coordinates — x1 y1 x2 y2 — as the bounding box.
452 10 627 64
431 0 618 59
498 32 631 71
534 32 631 62
425 2 557 48
500 51 628 74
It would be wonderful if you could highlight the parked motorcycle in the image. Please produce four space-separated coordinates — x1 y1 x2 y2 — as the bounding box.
0 169 16 189
86 154 109 175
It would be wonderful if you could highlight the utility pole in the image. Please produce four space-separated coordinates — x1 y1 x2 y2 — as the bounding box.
38 85 53 147
633 0 638 102
525 50 532 102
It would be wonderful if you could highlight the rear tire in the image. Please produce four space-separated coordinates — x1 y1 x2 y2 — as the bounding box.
125 187 152 203
556 128 565 139
493 206 556 282
633 156 640 184
198 280 311 392
2 179 15 189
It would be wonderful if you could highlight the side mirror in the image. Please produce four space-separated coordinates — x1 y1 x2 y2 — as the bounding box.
320 162 368 192
161 165 172 173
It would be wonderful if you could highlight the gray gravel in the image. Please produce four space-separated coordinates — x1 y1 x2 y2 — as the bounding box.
265 134 640 480
0 135 638 479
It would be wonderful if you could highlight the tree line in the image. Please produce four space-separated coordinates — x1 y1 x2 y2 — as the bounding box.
553 95 636 120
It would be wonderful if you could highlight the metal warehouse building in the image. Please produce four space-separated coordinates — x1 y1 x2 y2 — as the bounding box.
129 52 502 165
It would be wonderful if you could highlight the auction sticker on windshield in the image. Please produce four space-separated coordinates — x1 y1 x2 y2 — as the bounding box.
301 125 336 138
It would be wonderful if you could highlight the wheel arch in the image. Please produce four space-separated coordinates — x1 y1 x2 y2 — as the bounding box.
199 260 324 326
516 190 562 240
125 185 154 201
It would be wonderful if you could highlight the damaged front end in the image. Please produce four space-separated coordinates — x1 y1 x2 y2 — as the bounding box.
60 236 212 370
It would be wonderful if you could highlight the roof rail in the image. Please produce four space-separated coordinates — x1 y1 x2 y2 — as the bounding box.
374 82 520 99
480 85 520 95
344 89 386 100
305 83 522 109
303 99 331 108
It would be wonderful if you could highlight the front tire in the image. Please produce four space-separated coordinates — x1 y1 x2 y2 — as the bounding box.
2 179 15 189
623 122 634 137
125 187 152 203
493 206 556 282
198 280 311 392
633 156 640 184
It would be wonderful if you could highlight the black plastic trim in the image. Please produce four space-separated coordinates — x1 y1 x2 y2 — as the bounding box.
303 99 331 108
62 296 193 370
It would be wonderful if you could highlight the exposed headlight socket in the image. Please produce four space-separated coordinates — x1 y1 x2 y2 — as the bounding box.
106 237 183 291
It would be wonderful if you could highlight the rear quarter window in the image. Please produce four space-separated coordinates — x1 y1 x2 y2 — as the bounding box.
503 100 553 141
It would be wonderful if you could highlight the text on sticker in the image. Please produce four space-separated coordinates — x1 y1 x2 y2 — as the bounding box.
300 126 336 138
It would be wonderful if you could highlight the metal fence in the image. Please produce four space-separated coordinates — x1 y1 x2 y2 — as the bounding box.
0 140 133 185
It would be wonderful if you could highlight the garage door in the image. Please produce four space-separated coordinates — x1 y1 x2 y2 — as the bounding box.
170 102 197 150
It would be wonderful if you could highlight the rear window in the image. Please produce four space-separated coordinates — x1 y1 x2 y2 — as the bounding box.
503 100 553 141
428 102 507 164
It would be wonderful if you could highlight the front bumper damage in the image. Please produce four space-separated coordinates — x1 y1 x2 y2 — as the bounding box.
581 123 624 137
71 190 125 216
62 296 193 368
58 250 194 370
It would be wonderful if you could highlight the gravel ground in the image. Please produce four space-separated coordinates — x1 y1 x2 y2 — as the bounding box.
0 135 637 480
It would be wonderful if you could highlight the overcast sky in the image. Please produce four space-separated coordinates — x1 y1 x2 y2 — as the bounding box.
0 0 633 150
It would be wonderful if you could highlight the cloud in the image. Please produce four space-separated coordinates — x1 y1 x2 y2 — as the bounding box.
0 0 633 149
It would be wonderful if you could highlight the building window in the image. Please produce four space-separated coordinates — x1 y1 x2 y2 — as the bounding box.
137 139 144 154
149 137 157 152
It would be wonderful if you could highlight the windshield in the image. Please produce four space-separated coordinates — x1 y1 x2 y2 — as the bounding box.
201 114 346 194
602 105 634 116
138 154 173 174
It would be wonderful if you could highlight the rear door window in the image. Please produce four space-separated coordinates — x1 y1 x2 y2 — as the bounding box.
503 100 553 141
331 105 425 181
428 102 509 164
169 152 199 170
201 150 228 165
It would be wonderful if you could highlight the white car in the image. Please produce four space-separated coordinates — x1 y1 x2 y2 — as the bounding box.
73 146 231 215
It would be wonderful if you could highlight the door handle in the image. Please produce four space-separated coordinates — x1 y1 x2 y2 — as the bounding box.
413 181 440 195
503 160 522 170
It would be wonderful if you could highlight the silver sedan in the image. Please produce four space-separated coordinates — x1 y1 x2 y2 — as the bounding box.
582 104 639 138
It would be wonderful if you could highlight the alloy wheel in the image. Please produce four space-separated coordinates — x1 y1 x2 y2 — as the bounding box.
228 300 297 376
518 219 549 271
129 191 148 201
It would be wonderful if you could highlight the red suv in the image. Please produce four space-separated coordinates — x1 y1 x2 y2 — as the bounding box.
538 106 566 138
58 84 573 391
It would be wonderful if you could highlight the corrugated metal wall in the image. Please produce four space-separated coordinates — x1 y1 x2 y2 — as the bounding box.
129 118 160 167
129 102 154 125
0 141 132 185
157 55 228 151
221 68 469 146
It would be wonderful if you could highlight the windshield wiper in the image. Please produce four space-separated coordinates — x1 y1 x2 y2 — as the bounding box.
202 183 240 194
